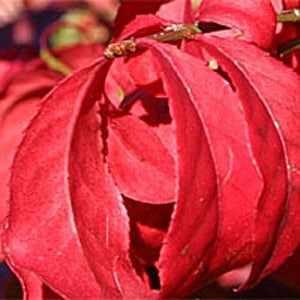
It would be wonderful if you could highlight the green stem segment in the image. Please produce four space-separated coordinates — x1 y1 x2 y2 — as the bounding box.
40 49 73 76
104 23 202 59
147 24 202 42
277 9 300 22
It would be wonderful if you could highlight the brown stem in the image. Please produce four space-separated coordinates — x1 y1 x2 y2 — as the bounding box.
278 37 300 57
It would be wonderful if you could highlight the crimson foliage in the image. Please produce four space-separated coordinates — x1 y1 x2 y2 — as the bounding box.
0 0 299 298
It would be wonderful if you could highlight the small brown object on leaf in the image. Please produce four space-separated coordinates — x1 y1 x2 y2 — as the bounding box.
104 38 137 59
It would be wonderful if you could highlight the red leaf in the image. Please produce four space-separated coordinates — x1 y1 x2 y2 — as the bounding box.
115 0 193 33
104 57 136 107
5 62 109 298
43 284 65 299
140 39 219 297
105 57 174 204
114 0 173 38
0 44 103 263
144 42 265 293
155 0 194 23
4 11 299 297
0 67 60 261
107 113 176 204
282 0 300 8
5 55 156 297
126 49 162 88
196 0 277 49
271 0 284 11
68 61 154 298
114 14 172 42
274 246 300 292
197 36 300 289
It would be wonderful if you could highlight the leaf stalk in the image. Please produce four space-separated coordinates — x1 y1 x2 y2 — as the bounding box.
277 9 300 22
148 24 202 42
40 49 73 76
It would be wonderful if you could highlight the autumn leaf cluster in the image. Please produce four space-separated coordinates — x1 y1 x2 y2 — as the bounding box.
0 0 299 298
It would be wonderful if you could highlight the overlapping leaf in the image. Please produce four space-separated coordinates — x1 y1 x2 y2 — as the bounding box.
196 35 300 289
0 44 104 261
114 0 173 37
2 3 300 298
5 62 107 298
196 0 276 49
107 113 176 203
140 39 220 297
67 60 154 298
4 54 162 298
